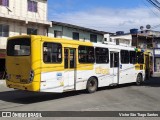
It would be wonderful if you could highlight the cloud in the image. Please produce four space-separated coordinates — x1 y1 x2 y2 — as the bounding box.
49 7 160 33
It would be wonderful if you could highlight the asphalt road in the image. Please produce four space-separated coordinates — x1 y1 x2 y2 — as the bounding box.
0 77 160 120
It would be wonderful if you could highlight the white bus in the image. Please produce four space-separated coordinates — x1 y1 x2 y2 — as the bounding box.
6 35 145 93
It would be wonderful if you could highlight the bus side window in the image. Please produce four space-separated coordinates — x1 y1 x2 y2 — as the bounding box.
78 46 95 63
88 48 95 63
43 42 62 63
130 51 136 64
121 50 129 64
95 47 109 63
79 54 85 63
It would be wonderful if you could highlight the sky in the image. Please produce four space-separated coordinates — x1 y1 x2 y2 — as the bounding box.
48 0 160 33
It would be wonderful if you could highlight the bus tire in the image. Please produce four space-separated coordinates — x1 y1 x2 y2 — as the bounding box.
86 77 98 93
136 74 143 86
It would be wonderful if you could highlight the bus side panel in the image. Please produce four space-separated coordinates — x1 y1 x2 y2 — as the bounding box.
119 64 136 84
31 36 42 91
39 40 64 93
40 71 64 93
76 64 113 90
76 64 94 90
95 64 113 87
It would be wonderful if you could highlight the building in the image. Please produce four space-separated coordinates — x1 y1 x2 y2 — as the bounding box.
48 21 111 43
109 33 132 47
153 37 160 77
132 31 154 50
0 0 51 79
131 29 160 77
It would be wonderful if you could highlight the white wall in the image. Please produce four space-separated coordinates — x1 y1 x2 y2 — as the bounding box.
0 20 47 49
0 0 47 21
110 34 132 47
48 25 104 43
0 0 48 49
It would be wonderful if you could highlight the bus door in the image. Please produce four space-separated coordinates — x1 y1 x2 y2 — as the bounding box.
64 48 76 90
110 52 119 84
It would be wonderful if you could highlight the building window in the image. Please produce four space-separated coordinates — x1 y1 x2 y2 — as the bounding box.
90 34 97 43
28 0 37 12
73 32 79 40
121 50 129 64
95 47 109 63
54 31 62 38
0 24 9 37
0 0 9 7
43 42 62 63
116 39 120 45
78 46 95 63
27 28 37 35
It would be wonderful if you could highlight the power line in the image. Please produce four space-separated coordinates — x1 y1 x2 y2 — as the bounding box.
153 0 160 6
146 0 160 11
152 24 160 29
142 0 160 17
143 0 160 29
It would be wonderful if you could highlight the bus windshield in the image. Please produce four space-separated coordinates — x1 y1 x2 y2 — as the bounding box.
7 38 31 56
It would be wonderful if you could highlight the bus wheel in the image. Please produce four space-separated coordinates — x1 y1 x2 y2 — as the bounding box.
86 77 98 93
136 74 143 86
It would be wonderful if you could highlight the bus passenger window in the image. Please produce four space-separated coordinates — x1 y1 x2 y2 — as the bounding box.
43 42 62 63
121 50 129 64
130 51 136 64
79 54 85 63
95 47 109 63
88 48 95 63
78 46 95 63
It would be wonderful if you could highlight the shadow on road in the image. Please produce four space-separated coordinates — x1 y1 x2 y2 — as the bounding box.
143 77 160 87
0 90 87 104
0 77 159 104
0 86 133 105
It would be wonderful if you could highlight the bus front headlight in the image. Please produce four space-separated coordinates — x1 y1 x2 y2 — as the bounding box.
29 70 34 83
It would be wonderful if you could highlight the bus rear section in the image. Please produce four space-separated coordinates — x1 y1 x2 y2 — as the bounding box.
6 36 41 91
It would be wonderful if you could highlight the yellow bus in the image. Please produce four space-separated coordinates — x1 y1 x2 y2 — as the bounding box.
6 35 145 93
134 48 153 80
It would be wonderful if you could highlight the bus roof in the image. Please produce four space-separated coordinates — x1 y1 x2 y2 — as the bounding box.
8 35 139 51
8 35 93 46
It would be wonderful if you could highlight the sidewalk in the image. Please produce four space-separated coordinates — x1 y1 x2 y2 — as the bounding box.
152 73 160 77
0 80 6 85
0 80 11 91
